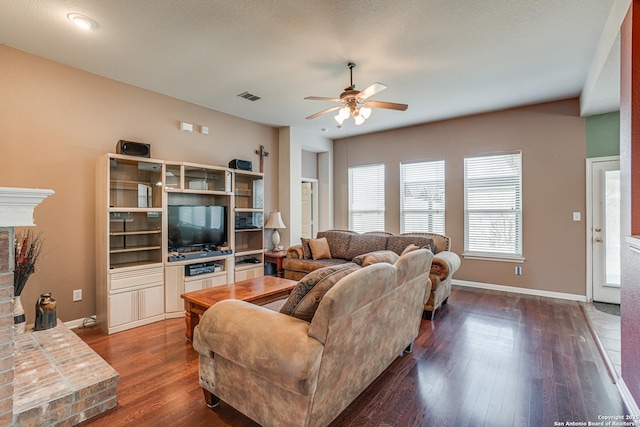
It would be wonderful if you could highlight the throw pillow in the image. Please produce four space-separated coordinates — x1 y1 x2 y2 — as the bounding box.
309 237 332 260
401 244 420 256
401 243 433 256
300 237 312 259
280 263 360 322
352 250 400 267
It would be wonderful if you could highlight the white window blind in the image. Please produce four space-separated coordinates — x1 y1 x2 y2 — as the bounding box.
349 164 385 233
400 160 445 234
464 152 522 258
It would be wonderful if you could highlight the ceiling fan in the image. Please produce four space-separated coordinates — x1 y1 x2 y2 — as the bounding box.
305 62 408 126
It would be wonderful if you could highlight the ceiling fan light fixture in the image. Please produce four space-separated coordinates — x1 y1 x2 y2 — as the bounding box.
304 63 407 125
335 107 350 124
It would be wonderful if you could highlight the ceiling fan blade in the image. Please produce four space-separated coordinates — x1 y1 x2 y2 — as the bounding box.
363 100 408 111
304 96 344 103
356 83 387 101
306 105 343 120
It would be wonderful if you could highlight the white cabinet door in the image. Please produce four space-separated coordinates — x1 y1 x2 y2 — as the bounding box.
138 285 165 320
164 265 184 313
109 291 137 327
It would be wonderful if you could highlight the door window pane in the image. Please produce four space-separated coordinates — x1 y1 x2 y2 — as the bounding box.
605 170 621 285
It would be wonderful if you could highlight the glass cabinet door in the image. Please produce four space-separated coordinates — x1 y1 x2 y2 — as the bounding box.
184 166 231 192
110 158 163 208
235 174 264 208
165 164 182 190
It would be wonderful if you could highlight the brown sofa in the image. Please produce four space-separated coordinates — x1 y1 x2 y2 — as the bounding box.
283 230 461 319
193 249 433 427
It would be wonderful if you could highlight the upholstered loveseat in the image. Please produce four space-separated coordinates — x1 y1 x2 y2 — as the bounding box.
193 249 433 427
284 230 461 319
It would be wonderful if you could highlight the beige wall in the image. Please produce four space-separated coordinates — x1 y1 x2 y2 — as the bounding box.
334 99 587 296
301 150 318 179
0 45 279 323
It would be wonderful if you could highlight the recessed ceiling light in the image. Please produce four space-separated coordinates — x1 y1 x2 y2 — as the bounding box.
67 13 98 30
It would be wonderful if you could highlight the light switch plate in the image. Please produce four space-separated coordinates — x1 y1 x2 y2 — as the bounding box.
572 212 581 222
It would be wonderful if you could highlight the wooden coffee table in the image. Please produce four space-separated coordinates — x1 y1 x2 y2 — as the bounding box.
180 276 297 340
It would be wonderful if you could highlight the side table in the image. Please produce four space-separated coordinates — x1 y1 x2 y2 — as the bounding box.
264 251 287 278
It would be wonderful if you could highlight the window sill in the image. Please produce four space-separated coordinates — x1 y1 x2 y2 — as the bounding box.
462 253 525 263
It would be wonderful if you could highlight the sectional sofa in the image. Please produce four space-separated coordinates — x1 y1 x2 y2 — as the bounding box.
283 230 461 319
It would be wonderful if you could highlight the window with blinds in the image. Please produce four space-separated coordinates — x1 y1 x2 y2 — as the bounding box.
348 164 385 233
464 152 522 258
400 160 445 234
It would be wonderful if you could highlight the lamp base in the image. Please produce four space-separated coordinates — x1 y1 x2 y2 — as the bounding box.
271 229 281 251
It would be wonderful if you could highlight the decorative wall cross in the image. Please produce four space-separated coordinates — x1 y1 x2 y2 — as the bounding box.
255 145 269 173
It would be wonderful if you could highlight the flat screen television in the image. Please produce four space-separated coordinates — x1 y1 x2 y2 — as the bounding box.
168 205 227 251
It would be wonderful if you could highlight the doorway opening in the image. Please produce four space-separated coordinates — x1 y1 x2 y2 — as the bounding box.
587 156 621 303
585 156 621 379
301 179 318 239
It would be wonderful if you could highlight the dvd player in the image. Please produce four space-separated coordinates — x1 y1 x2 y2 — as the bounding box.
168 249 232 262
186 261 222 276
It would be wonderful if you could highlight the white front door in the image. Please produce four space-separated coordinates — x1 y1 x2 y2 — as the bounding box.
590 158 621 304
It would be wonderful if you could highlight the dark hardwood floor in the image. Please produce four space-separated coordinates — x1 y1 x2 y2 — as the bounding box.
75 287 628 427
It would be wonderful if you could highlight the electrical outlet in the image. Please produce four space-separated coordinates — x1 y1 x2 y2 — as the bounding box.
73 289 82 302
515 266 522 276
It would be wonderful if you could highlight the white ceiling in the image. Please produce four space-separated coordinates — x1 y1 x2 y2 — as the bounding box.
0 0 625 140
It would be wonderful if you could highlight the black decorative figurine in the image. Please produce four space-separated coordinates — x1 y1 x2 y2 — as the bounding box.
34 292 57 331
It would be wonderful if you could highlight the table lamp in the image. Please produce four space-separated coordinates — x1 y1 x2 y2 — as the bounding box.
265 211 287 252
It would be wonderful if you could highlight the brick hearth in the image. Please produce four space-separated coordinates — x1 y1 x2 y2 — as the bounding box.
13 323 118 426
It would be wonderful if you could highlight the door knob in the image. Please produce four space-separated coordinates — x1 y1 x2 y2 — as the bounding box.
595 227 602 232
594 237 603 242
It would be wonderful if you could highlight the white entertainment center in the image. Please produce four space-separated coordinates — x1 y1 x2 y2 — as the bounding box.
95 153 265 334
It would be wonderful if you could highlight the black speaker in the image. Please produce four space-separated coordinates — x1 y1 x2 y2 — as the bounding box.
116 140 151 158
229 159 252 171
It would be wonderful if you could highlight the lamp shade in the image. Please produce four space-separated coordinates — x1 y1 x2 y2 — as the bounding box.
265 211 286 229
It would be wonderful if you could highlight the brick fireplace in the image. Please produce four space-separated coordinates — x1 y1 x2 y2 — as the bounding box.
0 188 120 426
0 228 14 426
0 188 55 426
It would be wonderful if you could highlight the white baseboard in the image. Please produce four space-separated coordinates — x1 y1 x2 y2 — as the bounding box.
64 315 97 329
617 377 640 417
452 279 587 302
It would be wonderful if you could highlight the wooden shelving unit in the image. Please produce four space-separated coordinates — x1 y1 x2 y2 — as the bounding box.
97 155 268 333
96 154 166 334
233 170 265 281
163 161 234 317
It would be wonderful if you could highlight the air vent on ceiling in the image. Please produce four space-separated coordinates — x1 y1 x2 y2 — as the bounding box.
237 91 261 101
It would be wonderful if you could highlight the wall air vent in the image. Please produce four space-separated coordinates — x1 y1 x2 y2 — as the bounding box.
237 91 261 101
